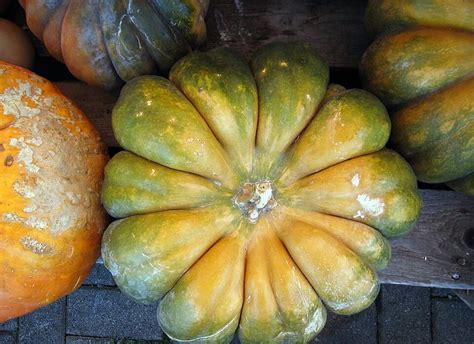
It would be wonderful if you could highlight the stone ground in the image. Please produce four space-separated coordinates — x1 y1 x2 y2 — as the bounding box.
1 264 473 344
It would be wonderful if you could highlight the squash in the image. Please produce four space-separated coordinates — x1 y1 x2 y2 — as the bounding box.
360 0 474 195
19 0 209 89
101 42 422 343
0 62 108 321
0 19 35 69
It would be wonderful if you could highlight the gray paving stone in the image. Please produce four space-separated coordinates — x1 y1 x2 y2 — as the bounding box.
117 339 170 344
66 335 115 343
316 304 377 343
378 284 431 344
67 287 162 340
84 264 116 287
431 288 456 298
0 332 16 344
18 297 66 344
0 318 17 331
432 299 474 344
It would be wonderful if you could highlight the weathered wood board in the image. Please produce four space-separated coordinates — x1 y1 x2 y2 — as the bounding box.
54 82 474 290
203 0 370 67
379 190 474 290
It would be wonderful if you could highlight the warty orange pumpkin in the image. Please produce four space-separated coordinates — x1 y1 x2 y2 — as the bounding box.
101 42 422 343
0 62 108 322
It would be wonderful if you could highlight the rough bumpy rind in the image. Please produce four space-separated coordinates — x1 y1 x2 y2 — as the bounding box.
0 62 108 321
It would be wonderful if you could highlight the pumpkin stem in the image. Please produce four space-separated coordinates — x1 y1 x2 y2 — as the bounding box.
232 180 277 223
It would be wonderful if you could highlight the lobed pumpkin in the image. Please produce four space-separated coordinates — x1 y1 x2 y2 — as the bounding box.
20 0 209 89
0 18 35 69
361 0 474 195
101 42 422 343
0 62 108 322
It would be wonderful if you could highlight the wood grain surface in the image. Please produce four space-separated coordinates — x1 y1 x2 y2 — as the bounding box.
203 0 370 67
380 190 474 290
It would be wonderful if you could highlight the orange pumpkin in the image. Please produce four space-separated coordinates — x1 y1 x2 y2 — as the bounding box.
0 62 108 321
0 19 35 69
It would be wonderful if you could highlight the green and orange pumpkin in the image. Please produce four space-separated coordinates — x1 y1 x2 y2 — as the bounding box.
101 42 422 342
20 0 209 89
0 62 108 321
360 0 474 195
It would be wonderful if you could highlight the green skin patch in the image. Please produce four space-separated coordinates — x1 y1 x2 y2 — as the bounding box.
360 28 474 108
364 0 474 37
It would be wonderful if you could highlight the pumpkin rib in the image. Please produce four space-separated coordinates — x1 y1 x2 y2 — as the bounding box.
262 222 305 321
102 151 228 218
390 75 474 152
276 207 391 271
398 125 473 183
169 48 259 178
61 0 122 89
250 41 330 178
177 95 252 182
40 0 69 63
172 75 229 150
239 218 326 342
395 113 473 156
112 75 240 190
391 70 474 113
276 88 391 186
361 2 474 194
273 218 380 315
102 206 241 304
364 0 474 38
272 211 374 274
98 0 158 82
360 27 474 109
158 229 247 343
125 0 188 73
278 149 421 238
268 231 326 326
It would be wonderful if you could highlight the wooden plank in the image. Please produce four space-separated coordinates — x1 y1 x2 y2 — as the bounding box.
379 190 474 290
9 0 369 75
203 0 369 67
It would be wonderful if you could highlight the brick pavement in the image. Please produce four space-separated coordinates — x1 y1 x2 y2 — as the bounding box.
1 264 473 344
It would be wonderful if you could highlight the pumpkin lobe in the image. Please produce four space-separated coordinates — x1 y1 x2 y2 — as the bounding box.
233 180 277 223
